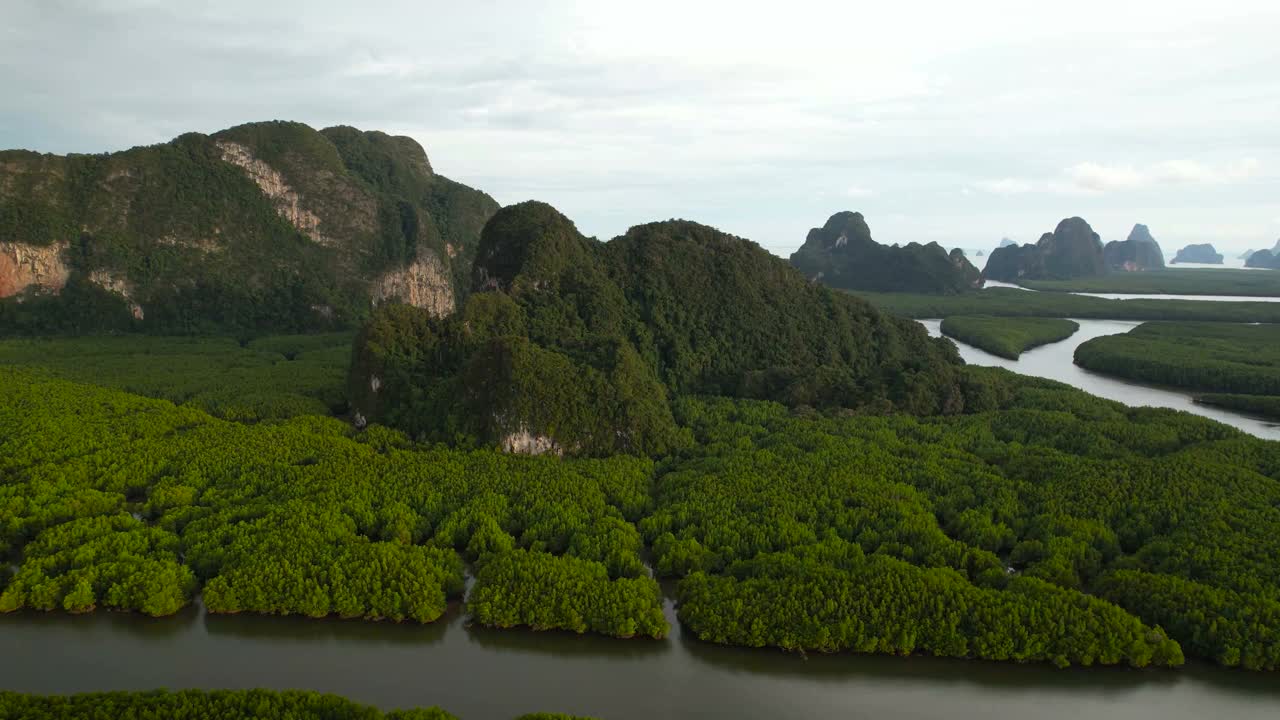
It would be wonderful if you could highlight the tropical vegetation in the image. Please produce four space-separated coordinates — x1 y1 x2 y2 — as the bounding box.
939 316 1078 359
350 202 979 456
1074 322 1280 396
4 362 1280 670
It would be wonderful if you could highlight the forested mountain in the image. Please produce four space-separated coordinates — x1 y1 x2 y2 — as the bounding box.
349 202 980 455
0 121 499 334
789 211 980 294
1103 224 1165 272
983 217 1105 282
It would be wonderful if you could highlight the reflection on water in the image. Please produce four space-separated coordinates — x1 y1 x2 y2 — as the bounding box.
1 580 1279 720
922 318 1280 440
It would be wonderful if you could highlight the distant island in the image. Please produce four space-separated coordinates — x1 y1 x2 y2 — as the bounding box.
1171 243 1224 264
1245 239 1280 269
982 217 1104 282
789 211 980 294
1103 224 1165 272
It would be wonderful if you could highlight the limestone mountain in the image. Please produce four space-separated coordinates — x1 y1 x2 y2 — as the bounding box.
789 211 980 294
1103 224 1166 272
1244 239 1280 269
350 202 982 456
1171 244 1223 264
998 238 1016 249
983 217 1105 282
0 120 499 333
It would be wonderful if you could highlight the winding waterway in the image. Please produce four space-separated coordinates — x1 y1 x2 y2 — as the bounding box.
1 593 1278 720
920 318 1280 441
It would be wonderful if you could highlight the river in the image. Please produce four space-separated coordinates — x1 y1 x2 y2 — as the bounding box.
920 318 1280 441
1 592 1278 720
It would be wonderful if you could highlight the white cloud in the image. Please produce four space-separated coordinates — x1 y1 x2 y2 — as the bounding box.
1064 162 1147 191
1151 158 1260 184
845 185 875 198
972 159 1265 197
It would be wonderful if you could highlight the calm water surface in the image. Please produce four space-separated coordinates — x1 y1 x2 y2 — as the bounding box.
1 595 1277 720
1071 292 1280 302
921 318 1280 440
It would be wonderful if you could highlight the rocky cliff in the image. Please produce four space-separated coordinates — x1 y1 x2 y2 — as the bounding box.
983 217 1105 282
0 121 499 333
789 211 980 294
1103 224 1166 272
1171 244 1223 264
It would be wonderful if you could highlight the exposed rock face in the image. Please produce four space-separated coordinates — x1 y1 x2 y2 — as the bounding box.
88 270 144 320
371 248 455 317
789 211 981 294
500 428 563 456
983 217 1104 282
0 241 69 298
216 140 333 246
1103 224 1166 272
1171 243 1223 264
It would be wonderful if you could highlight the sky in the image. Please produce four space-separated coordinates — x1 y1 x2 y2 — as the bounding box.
3 0 1279 257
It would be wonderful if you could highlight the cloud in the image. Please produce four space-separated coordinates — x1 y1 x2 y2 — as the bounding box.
845 185 875 198
1064 162 1146 191
1151 158 1260 184
970 159 1264 196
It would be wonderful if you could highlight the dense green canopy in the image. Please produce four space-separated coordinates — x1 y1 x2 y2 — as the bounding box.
939 316 1078 359
349 202 979 455
4 362 1280 670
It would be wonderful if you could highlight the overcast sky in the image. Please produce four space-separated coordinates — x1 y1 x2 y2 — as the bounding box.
4 0 1279 256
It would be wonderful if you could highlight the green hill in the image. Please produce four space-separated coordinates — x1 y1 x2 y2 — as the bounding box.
0 121 498 334
349 202 981 456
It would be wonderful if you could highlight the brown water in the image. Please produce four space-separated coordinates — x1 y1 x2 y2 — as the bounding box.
1 593 1277 720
